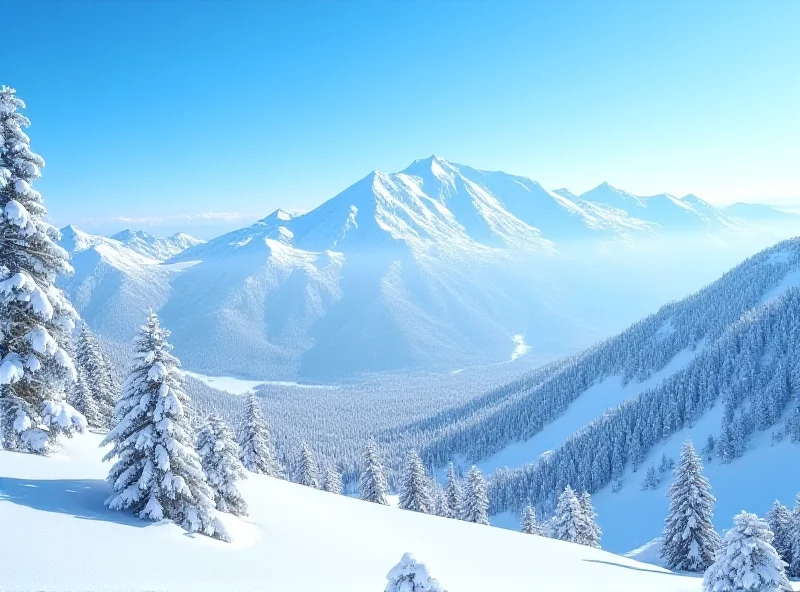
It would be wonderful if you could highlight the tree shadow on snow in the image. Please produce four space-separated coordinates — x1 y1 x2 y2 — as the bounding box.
0 477 147 528
582 559 685 577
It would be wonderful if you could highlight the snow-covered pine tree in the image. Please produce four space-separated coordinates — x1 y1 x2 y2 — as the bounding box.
359 440 389 505
322 464 343 494
0 86 84 452
642 464 660 490
461 465 489 525
67 363 101 429
101 313 228 541
237 393 283 477
443 462 462 519
520 505 546 536
196 414 248 517
398 450 433 514
431 480 448 517
701 434 716 462
660 440 720 571
552 486 582 543
789 494 800 577
577 491 602 548
385 552 447 592
703 511 791 592
297 442 320 488
75 323 116 427
766 500 793 567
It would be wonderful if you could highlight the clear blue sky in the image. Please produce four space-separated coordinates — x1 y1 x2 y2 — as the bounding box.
4 0 799 237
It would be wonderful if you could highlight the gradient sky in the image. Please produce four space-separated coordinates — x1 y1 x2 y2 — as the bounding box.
4 0 799 237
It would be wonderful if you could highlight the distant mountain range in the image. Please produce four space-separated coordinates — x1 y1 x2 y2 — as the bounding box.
57 156 800 380
110 229 203 260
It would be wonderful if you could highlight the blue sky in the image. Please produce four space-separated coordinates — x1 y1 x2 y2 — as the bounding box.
4 0 799 237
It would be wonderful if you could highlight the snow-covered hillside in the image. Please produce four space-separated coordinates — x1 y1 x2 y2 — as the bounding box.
59 157 798 380
0 433 703 592
111 228 203 260
57 226 176 342
406 237 800 552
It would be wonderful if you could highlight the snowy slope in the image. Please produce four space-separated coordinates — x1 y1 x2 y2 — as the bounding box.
428 237 800 553
0 433 702 592
58 226 174 341
61 157 798 380
111 229 203 260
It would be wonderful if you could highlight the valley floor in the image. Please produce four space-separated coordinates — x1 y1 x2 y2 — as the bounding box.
0 433 707 592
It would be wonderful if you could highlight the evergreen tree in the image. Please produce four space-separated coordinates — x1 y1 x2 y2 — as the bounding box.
431 480 448 517
197 414 248 517
642 464 660 490
0 86 84 452
359 440 389 505
237 393 283 477
68 363 101 429
701 434 716 462
661 441 720 571
398 450 433 514
789 494 800 577
520 505 546 536
101 313 228 541
461 465 489 525
297 442 320 488
443 462 462 519
322 464 342 494
75 323 116 427
552 486 582 543
577 491 602 548
385 552 447 592
765 500 793 567
703 512 791 592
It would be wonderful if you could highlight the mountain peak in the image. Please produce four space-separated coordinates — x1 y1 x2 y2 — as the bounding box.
261 208 298 225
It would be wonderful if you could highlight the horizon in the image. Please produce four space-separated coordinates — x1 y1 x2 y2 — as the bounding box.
4 0 799 237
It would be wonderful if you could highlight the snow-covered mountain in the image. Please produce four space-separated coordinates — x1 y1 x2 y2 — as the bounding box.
110 228 203 260
578 183 740 230
59 157 798 380
411 237 800 552
0 432 702 591
57 226 182 341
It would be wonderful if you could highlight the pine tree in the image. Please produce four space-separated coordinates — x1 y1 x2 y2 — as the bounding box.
461 465 489 525
359 440 389 505
322 464 343 494
431 480 448 517
237 393 283 477
577 491 602 548
520 505 546 536
385 552 447 592
789 494 800 577
765 500 793 567
101 313 228 541
661 440 720 571
68 363 101 429
75 323 116 427
553 486 582 543
398 450 433 514
642 464 660 490
297 442 320 488
0 86 84 452
443 462 462 519
197 414 248 517
703 512 791 592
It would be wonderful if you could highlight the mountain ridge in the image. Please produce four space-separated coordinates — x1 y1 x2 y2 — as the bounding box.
58 156 799 380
